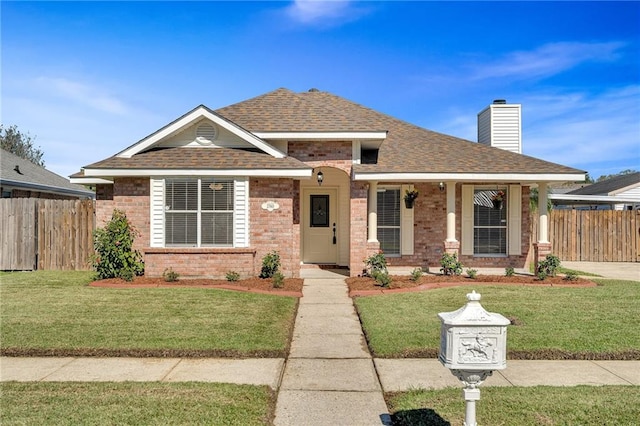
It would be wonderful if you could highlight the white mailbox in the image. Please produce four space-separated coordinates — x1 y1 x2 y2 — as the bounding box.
438 290 511 426
438 290 510 371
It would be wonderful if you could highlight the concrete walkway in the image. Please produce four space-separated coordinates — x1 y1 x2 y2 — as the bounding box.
274 273 391 425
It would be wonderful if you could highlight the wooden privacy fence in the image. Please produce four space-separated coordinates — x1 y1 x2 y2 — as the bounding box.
0 198 95 271
532 209 639 262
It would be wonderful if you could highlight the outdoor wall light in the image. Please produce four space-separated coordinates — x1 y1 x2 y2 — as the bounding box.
439 182 445 192
317 170 324 186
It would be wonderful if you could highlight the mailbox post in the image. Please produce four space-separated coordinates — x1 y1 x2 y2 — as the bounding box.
438 290 510 426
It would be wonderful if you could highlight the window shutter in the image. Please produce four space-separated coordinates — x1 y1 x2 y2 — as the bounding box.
234 178 249 248
508 185 522 255
461 185 474 255
401 184 414 255
150 178 164 247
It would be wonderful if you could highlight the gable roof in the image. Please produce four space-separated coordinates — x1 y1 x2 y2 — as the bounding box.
568 172 640 196
76 87 584 182
1 149 94 198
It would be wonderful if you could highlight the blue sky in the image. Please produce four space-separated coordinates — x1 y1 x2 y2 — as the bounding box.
2 1 639 180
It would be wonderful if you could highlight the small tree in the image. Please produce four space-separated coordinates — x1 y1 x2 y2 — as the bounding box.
90 209 144 281
0 124 45 166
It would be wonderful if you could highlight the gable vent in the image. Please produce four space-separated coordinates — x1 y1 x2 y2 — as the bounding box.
196 123 218 145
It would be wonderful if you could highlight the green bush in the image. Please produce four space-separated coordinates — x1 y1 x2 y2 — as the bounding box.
466 268 478 279
372 270 392 288
537 254 561 279
90 209 144 281
410 267 423 282
364 251 387 277
272 272 285 288
162 268 179 282
225 271 240 282
259 251 280 279
505 267 515 277
440 253 462 276
563 271 579 281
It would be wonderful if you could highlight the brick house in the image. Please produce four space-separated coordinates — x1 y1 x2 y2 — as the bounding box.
72 88 584 278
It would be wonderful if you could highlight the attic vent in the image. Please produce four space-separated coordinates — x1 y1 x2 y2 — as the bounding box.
195 123 218 145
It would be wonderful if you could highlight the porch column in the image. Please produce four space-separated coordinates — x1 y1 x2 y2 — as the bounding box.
367 181 378 243
444 181 460 254
534 182 552 269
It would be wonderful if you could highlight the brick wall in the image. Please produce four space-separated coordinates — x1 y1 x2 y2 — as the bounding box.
95 178 149 252
289 141 353 175
249 178 300 278
349 181 373 275
144 248 257 278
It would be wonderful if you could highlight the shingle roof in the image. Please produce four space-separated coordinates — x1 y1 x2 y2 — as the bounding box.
216 88 583 175
84 147 310 170
1 149 94 198
568 172 640 196
79 87 584 177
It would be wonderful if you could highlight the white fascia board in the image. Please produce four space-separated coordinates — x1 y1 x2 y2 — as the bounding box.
84 168 313 178
549 194 640 203
253 131 388 140
353 172 586 182
69 177 114 185
118 107 286 159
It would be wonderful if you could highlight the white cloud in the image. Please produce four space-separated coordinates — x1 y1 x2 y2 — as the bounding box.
470 41 625 81
34 77 130 115
284 0 367 26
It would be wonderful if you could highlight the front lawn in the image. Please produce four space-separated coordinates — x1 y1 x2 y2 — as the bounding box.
0 382 274 425
355 279 640 358
388 385 640 426
0 271 297 357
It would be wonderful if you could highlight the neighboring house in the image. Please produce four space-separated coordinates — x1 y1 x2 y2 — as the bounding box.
1 149 94 199
71 88 583 278
550 172 640 210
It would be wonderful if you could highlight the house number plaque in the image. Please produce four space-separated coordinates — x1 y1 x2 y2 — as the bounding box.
261 201 280 212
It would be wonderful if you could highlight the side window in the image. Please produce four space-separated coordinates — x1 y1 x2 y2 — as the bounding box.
377 188 401 255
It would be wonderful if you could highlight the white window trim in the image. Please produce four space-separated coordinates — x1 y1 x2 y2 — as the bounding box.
462 184 522 256
150 177 249 248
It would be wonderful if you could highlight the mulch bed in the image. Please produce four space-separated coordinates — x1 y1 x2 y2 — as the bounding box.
90 276 304 297
347 273 597 296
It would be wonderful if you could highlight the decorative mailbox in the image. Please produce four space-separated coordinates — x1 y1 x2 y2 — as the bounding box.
438 290 510 371
438 290 510 426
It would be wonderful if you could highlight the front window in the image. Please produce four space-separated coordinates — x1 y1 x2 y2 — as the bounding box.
165 178 233 247
473 189 507 255
377 188 400 255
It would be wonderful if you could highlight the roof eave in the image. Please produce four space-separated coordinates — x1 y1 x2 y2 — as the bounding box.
82 168 313 178
352 172 586 183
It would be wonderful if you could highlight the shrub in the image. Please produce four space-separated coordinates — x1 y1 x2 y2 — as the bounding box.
363 251 387 277
505 267 515 277
537 269 548 281
372 270 392 288
410 267 423 282
564 271 579 281
537 254 561 278
466 268 478 279
225 271 240 282
272 272 285 288
162 268 179 282
90 209 144 281
440 253 462 276
259 251 280 278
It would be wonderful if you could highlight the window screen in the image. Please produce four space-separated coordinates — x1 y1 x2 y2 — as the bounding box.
473 189 507 254
377 188 400 255
165 178 234 247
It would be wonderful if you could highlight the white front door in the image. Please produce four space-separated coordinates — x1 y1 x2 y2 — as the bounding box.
302 188 338 264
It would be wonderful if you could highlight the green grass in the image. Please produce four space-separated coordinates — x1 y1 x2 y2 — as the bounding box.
355 279 640 358
0 382 274 425
387 385 640 425
0 271 297 356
